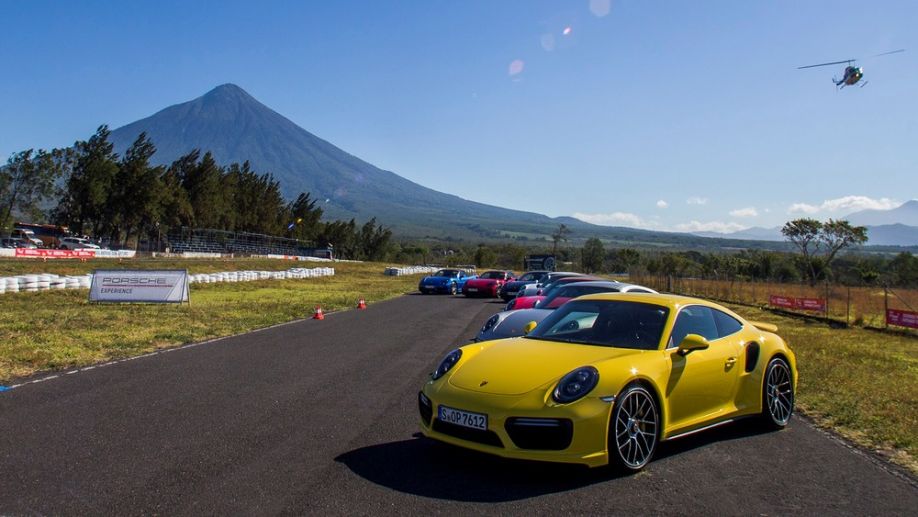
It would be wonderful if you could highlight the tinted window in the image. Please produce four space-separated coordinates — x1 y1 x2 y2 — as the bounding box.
480 271 504 279
527 300 670 351
668 306 718 348
713 309 743 337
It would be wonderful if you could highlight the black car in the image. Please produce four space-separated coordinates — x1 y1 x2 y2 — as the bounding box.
498 270 550 301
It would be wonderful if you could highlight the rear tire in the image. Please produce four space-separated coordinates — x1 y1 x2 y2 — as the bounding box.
608 384 659 472
761 357 794 429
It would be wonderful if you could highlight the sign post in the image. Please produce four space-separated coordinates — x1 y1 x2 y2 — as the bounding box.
89 270 190 303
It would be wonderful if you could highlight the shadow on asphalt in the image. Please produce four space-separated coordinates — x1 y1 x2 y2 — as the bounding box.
336 419 779 502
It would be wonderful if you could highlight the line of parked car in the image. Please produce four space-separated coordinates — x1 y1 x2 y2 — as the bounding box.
414 267 798 473
0 234 102 250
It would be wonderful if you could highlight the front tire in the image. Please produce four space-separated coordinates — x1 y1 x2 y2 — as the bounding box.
608 384 659 472
761 357 794 428
449 283 458 295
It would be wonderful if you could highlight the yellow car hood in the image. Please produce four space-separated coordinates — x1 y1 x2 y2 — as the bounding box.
448 338 641 396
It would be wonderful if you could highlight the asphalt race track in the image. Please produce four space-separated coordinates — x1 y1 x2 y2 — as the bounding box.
1 294 916 515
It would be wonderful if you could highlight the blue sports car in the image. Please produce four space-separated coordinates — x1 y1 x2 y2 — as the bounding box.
418 269 476 295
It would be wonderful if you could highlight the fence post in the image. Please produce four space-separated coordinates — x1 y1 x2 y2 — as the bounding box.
846 286 850 327
884 285 889 329
667 274 673 293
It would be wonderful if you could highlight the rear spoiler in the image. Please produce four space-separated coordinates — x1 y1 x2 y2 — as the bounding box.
749 321 778 333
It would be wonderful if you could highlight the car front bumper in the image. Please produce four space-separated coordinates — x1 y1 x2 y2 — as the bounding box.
418 382 613 467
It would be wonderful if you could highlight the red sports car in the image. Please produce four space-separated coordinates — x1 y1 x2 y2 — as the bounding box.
506 276 601 310
462 270 516 298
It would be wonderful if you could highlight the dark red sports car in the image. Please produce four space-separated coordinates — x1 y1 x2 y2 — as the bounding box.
462 270 516 298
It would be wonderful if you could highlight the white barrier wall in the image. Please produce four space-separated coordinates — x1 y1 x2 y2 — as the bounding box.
0 267 335 295
383 266 442 276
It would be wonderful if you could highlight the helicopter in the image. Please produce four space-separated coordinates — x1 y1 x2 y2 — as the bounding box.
798 49 905 89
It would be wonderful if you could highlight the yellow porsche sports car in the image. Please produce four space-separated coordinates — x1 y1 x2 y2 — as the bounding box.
418 293 796 471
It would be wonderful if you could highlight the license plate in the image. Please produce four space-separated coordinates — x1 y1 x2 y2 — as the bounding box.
438 405 488 430
467 287 478 292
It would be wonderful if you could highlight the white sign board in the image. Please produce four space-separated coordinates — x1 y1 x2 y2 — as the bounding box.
89 270 189 303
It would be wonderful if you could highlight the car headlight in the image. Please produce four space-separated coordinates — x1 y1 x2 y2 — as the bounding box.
432 349 462 380
481 314 500 333
552 366 599 404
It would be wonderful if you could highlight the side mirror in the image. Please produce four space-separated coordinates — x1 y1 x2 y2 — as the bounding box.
523 321 538 335
677 334 710 355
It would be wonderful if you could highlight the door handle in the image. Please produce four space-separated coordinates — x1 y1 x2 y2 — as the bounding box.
725 357 737 366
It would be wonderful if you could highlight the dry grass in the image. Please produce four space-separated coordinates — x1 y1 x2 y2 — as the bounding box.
724 302 917 474
631 275 918 331
0 258 418 382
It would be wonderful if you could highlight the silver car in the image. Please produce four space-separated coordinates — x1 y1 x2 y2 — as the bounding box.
475 281 657 342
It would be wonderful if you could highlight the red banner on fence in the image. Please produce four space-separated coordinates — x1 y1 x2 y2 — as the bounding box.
769 295 826 312
14 248 95 259
769 295 795 309
886 309 918 329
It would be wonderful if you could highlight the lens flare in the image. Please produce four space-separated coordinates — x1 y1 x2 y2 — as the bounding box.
508 59 525 76
562 26 572 36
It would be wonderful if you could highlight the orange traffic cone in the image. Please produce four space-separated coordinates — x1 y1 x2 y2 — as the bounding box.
313 306 325 320
357 298 367 310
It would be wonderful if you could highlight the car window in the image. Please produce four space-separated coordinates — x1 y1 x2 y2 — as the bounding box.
712 309 744 338
668 306 719 348
627 288 653 293
528 300 669 350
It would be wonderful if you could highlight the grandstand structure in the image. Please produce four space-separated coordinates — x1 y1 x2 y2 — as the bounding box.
166 227 332 258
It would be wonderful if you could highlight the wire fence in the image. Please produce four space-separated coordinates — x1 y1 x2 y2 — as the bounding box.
628 274 918 333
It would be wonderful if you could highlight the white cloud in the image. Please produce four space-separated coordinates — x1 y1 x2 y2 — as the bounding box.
686 197 708 205
656 200 668 209
729 207 758 218
788 195 900 215
573 212 662 230
674 221 749 234
820 196 900 212
788 203 820 214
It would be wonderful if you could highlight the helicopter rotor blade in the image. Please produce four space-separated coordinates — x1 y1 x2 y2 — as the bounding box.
797 59 855 69
872 49 905 57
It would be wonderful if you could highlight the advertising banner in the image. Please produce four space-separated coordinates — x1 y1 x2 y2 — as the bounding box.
769 295 826 312
93 249 137 258
15 248 95 259
768 295 795 309
89 270 189 303
886 309 918 329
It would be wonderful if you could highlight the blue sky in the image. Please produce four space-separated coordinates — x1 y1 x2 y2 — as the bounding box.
2 0 915 232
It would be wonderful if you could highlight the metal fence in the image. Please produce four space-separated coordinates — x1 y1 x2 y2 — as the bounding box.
629 274 918 332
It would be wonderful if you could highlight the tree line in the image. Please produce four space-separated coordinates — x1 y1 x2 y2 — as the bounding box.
1 125 391 260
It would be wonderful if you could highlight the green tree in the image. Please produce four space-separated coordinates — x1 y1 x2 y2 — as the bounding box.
110 133 164 246
782 218 868 285
181 151 225 229
551 223 571 255
581 237 605 273
1 148 72 231
287 192 324 241
54 125 118 236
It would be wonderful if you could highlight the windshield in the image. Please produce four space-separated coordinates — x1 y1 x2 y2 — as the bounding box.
526 300 670 350
538 284 619 308
518 272 546 282
480 271 505 280
434 269 459 277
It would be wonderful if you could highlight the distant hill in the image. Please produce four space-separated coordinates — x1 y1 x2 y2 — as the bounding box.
694 226 783 241
104 84 906 251
694 222 918 247
845 200 918 227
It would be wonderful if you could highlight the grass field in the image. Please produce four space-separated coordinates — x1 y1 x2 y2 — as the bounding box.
0 258 418 382
723 302 917 474
1 258 915 474
632 274 918 330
